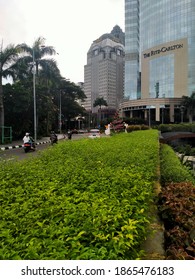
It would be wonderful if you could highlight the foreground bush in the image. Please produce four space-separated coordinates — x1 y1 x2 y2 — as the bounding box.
158 182 195 260
158 123 195 133
159 144 194 186
159 143 195 259
0 130 159 260
126 124 149 132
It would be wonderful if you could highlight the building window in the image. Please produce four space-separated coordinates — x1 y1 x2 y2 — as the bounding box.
93 49 98 56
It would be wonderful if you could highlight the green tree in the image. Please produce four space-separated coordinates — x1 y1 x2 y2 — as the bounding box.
18 36 57 77
93 97 108 125
17 37 61 136
3 81 32 138
93 97 108 109
0 43 21 129
181 92 195 123
2 38 87 139
56 79 86 130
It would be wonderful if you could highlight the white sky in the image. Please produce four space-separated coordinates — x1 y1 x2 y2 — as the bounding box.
0 0 124 84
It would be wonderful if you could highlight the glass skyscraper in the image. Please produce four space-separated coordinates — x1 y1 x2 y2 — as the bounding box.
125 0 140 100
123 0 195 123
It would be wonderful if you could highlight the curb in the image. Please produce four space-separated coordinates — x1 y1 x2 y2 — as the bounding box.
0 140 51 151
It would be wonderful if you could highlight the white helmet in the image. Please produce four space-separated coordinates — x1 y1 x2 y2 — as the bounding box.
25 132 30 136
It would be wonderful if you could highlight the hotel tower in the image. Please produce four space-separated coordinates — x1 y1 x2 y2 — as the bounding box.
122 0 195 123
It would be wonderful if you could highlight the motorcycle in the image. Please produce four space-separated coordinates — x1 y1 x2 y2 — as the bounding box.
23 142 36 153
50 134 58 145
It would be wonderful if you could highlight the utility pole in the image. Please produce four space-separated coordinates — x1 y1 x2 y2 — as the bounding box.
32 48 37 143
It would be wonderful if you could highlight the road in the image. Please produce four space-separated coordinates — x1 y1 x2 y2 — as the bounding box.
0 134 87 162
0 142 51 161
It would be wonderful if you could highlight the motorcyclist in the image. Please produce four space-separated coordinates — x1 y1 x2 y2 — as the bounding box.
50 131 58 145
23 133 35 149
23 132 30 144
67 130 72 140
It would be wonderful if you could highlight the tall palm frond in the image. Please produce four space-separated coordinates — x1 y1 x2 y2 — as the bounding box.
0 43 22 128
93 97 108 109
0 44 21 69
39 59 61 86
18 36 57 77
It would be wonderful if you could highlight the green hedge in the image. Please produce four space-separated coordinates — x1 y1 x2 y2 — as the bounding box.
159 144 195 259
160 144 195 186
158 123 195 133
0 130 159 260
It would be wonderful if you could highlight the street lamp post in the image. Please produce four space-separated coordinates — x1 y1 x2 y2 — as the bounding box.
32 48 37 143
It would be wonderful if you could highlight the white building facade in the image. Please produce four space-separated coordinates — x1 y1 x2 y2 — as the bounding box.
84 26 125 114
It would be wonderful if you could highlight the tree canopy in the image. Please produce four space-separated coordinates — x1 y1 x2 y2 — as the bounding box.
1 37 86 141
93 97 108 109
0 43 22 128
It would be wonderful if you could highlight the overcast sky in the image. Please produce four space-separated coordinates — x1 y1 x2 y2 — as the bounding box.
0 0 124 84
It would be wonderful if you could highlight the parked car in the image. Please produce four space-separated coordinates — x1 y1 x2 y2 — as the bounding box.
88 129 101 139
78 129 88 134
71 129 78 134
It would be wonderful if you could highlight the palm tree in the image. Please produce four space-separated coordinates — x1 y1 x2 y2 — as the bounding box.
181 92 195 123
18 37 61 136
0 43 21 129
93 97 108 125
18 36 57 78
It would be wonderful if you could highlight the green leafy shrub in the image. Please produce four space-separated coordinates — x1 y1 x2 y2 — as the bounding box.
140 124 149 130
158 182 195 260
158 123 195 133
126 124 149 133
0 130 159 260
173 144 192 156
191 148 195 156
160 144 194 186
159 143 195 259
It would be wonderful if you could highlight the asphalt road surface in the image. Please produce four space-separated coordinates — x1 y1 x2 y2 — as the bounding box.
0 134 87 162
0 142 51 161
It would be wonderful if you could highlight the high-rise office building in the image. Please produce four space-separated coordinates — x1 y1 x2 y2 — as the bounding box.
124 0 140 100
122 0 195 123
84 26 125 114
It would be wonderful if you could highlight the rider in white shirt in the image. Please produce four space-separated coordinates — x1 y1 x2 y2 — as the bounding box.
23 132 31 144
23 132 35 148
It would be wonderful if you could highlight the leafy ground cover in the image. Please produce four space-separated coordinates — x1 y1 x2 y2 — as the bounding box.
0 130 159 260
158 123 195 133
159 144 195 185
159 143 195 259
158 182 195 259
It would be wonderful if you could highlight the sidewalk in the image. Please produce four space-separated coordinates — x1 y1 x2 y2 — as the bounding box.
0 134 65 151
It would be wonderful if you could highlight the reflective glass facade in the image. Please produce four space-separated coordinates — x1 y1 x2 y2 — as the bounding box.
125 0 195 99
149 55 174 98
124 0 140 99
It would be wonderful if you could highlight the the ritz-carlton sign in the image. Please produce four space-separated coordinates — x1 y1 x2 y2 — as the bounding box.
143 43 183 58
